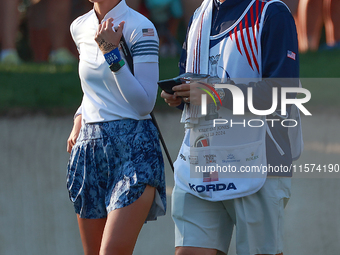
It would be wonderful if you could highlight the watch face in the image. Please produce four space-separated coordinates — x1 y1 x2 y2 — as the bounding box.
110 59 125 72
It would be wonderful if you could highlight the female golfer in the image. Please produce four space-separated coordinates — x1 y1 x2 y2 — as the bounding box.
66 0 166 254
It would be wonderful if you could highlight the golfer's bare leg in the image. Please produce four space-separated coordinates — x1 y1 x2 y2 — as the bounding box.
99 185 155 255
77 216 106 255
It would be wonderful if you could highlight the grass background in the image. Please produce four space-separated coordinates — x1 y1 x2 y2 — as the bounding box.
0 50 339 116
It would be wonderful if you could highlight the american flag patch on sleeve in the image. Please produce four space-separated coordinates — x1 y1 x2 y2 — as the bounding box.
287 50 296 60
142 28 155 37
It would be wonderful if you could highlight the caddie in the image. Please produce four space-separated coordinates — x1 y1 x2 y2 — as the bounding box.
161 0 300 254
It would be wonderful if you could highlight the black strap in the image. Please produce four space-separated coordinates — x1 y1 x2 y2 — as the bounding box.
119 36 174 172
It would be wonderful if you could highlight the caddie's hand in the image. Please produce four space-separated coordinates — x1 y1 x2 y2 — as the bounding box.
173 82 212 105
95 18 125 54
161 90 183 107
172 83 190 104
67 114 82 154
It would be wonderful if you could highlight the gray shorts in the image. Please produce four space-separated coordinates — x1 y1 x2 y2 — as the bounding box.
172 177 291 255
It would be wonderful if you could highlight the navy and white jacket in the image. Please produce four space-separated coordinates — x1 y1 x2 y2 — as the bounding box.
178 0 300 176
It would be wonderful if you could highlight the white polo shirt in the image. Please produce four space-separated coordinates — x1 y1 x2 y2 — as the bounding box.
70 0 159 123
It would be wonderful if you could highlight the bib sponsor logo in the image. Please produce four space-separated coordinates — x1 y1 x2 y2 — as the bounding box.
189 156 199 165
204 154 217 164
189 182 237 193
180 153 186 161
195 136 209 147
246 152 259 162
222 154 241 163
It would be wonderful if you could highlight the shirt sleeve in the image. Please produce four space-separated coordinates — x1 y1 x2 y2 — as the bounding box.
261 4 299 79
128 22 159 64
112 19 160 116
222 3 300 111
111 62 159 116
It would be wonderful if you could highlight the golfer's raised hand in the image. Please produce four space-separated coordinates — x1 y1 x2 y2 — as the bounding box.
95 18 125 54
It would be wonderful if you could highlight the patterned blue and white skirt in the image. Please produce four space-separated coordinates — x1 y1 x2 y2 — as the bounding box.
66 119 166 220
